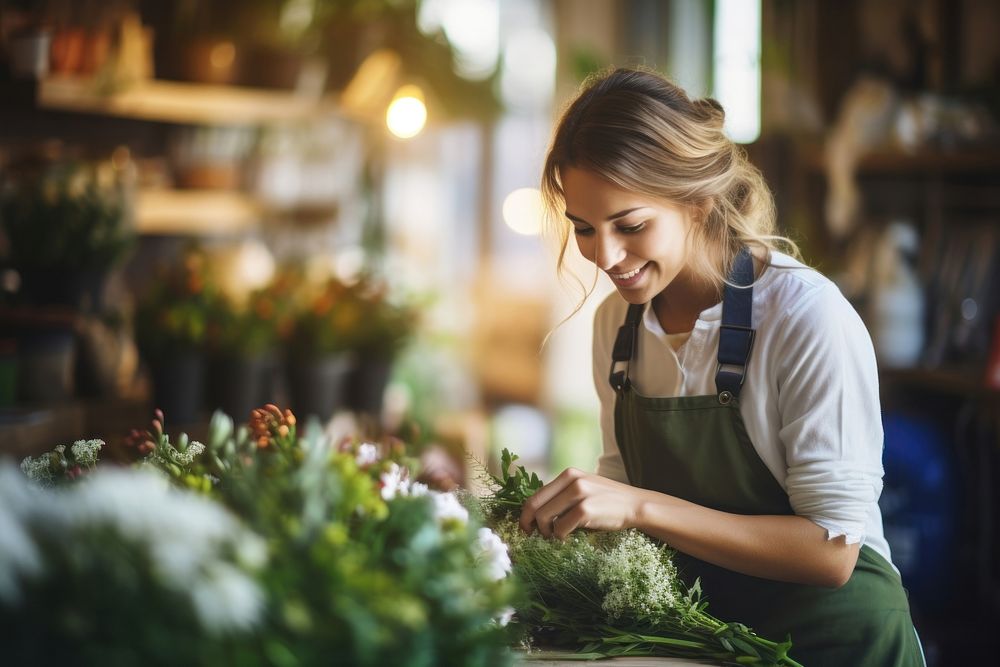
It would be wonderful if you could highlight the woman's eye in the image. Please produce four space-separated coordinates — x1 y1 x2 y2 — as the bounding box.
572 226 594 236
619 224 645 234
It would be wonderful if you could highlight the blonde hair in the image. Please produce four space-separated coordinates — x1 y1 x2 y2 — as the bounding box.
541 66 799 301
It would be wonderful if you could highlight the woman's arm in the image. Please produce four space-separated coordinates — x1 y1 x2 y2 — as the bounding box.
518 468 860 589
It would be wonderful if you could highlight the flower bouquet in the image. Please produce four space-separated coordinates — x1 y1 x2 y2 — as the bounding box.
3 405 517 666
480 449 804 667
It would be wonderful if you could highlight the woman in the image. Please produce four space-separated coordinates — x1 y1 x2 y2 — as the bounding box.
519 67 924 666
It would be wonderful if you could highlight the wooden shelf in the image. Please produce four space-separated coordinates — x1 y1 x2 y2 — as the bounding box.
799 144 1000 176
135 188 261 235
37 76 343 126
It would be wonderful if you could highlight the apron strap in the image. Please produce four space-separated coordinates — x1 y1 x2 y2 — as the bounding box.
715 247 756 401
609 303 644 391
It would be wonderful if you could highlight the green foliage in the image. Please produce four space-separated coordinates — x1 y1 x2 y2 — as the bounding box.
291 274 419 360
134 249 224 356
0 158 133 271
12 405 517 666
483 449 543 519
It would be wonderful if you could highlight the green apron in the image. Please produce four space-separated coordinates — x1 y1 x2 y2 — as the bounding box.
609 249 924 666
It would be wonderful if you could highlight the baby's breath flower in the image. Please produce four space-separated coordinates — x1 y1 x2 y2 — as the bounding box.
70 439 103 468
597 530 680 621
19 455 55 486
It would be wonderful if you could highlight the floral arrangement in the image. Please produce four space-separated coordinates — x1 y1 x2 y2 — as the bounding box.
4 406 516 666
481 450 804 667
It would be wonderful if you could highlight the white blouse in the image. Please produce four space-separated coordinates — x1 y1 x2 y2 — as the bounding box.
592 252 894 566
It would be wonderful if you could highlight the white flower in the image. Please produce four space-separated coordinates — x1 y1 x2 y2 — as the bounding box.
71 439 103 467
409 481 429 497
355 442 380 467
597 530 679 620
379 462 411 500
190 562 265 633
0 466 43 603
429 490 468 525
474 527 512 581
0 464 267 634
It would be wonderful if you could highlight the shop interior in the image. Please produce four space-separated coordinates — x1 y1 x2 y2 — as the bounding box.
1 1 998 663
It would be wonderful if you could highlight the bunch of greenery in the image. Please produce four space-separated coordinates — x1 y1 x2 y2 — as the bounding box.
6 406 517 666
0 157 133 272
481 449 804 667
134 249 224 357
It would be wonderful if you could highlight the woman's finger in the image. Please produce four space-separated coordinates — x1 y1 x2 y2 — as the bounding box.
518 467 584 533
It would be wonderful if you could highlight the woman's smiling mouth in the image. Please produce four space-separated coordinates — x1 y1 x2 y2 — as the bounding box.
608 263 649 287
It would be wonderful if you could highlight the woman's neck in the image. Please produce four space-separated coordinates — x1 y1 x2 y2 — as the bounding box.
652 267 720 334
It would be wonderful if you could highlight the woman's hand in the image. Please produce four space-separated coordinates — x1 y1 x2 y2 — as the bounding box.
518 468 645 539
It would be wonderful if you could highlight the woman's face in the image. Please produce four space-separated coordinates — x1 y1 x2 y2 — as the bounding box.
562 167 694 305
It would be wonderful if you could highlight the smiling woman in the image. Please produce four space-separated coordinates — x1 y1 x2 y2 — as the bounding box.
527 66 927 667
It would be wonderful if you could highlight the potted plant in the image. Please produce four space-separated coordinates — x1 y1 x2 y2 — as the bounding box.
285 276 363 422
134 249 220 425
344 276 418 416
0 154 133 311
206 278 295 422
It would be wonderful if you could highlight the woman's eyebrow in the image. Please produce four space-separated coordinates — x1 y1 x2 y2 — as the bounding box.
565 207 645 224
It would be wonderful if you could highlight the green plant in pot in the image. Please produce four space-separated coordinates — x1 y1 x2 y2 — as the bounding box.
134 250 221 426
206 278 296 422
345 276 419 416
286 276 365 423
0 155 134 312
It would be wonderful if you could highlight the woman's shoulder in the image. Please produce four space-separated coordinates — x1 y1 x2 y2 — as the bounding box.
758 252 868 338
594 289 635 327
758 252 846 317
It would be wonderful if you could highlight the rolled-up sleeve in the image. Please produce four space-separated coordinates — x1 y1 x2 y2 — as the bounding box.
774 284 884 544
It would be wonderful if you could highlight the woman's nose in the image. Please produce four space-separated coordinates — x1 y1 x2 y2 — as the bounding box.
594 233 624 270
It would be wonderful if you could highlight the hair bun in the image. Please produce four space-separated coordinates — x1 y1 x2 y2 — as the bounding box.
694 97 726 125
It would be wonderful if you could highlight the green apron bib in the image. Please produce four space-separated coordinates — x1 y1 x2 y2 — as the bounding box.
609 250 923 666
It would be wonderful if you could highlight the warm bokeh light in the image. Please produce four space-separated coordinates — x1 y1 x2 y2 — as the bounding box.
386 85 427 139
500 28 556 110
502 187 544 236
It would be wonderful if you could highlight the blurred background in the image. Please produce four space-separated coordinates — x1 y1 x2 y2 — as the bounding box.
0 0 998 663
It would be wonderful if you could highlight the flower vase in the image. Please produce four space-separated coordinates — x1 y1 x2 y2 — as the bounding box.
346 355 394 417
149 351 204 426
207 352 278 423
287 353 353 423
